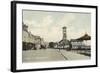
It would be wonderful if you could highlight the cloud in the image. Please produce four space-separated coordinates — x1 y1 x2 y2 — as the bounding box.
23 10 91 42
57 13 76 27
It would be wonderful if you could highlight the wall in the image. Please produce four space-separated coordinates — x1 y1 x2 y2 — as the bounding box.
0 0 99 73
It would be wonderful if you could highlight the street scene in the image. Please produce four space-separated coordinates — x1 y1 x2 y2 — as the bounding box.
22 10 91 63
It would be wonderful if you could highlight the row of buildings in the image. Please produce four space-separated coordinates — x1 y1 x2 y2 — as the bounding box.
22 23 47 50
22 22 91 52
54 27 91 51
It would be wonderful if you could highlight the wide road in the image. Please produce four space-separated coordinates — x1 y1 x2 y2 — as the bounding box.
22 48 90 63
22 48 67 63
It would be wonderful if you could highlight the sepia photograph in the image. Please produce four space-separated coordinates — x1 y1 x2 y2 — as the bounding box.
11 1 97 72
22 10 91 63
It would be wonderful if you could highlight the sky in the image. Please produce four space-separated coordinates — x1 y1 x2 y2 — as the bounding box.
23 10 91 42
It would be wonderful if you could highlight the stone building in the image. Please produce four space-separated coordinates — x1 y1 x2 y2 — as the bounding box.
22 23 46 50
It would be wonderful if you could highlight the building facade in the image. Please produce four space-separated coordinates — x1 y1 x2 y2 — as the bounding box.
22 23 46 50
70 33 91 50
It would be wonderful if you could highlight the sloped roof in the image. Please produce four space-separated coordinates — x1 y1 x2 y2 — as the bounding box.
76 33 91 41
59 39 70 45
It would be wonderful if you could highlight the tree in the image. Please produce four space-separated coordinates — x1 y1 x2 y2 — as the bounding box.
49 42 55 48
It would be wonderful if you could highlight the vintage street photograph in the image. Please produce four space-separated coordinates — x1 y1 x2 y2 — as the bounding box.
22 10 91 63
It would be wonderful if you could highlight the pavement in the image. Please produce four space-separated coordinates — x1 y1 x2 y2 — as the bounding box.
22 49 66 63
59 50 90 60
22 48 90 63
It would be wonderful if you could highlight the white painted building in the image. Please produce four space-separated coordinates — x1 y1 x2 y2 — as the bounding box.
70 34 91 50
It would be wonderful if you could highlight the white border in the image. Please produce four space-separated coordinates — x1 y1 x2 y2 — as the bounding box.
16 3 96 70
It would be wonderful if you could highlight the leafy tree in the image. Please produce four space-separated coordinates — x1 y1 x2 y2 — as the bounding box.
49 42 55 48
